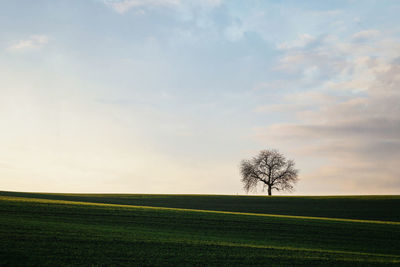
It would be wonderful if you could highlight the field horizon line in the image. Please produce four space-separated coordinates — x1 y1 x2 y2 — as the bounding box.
1 190 400 198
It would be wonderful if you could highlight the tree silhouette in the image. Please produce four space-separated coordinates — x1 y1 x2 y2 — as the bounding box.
240 149 299 195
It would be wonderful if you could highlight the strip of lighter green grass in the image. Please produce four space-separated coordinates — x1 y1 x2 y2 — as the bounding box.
2 195 399 226
3 191 400 223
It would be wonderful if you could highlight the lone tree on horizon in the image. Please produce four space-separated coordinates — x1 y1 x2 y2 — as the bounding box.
240 149 299 196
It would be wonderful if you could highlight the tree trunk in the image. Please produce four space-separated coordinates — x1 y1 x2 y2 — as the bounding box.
268 186 272 196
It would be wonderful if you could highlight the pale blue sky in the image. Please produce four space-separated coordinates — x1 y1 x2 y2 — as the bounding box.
1 0 400 194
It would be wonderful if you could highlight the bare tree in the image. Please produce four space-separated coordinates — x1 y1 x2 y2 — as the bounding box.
240 149 299 196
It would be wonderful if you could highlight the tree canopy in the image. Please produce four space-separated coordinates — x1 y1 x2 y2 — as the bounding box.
240 149 299 195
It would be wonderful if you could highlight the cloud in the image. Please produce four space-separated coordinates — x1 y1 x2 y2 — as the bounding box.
254 91 338 115
254 30 400 194
103 0 222 14
277 34 316 50
275 41 348 79
7 35 49 52
352 30 380 42
104 0 180 13
102 0 227 46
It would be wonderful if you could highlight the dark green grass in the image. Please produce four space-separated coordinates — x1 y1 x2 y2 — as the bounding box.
1 195 400 266
2 191 400 221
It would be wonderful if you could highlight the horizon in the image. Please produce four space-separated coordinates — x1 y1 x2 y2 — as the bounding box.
2 190 400 197
1 0 400 195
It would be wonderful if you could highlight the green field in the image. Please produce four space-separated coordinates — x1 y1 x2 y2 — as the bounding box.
1 191 400 266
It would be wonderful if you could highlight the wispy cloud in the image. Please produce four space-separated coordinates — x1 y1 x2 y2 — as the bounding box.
7 35 49 52
104 0 180 13
103 0 222 14
352 29 380 42
277 34 316 50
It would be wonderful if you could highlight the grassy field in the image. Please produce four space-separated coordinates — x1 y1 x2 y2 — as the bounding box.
1 192 400 266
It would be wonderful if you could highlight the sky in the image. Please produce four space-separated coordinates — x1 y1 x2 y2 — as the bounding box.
1 0 400 195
